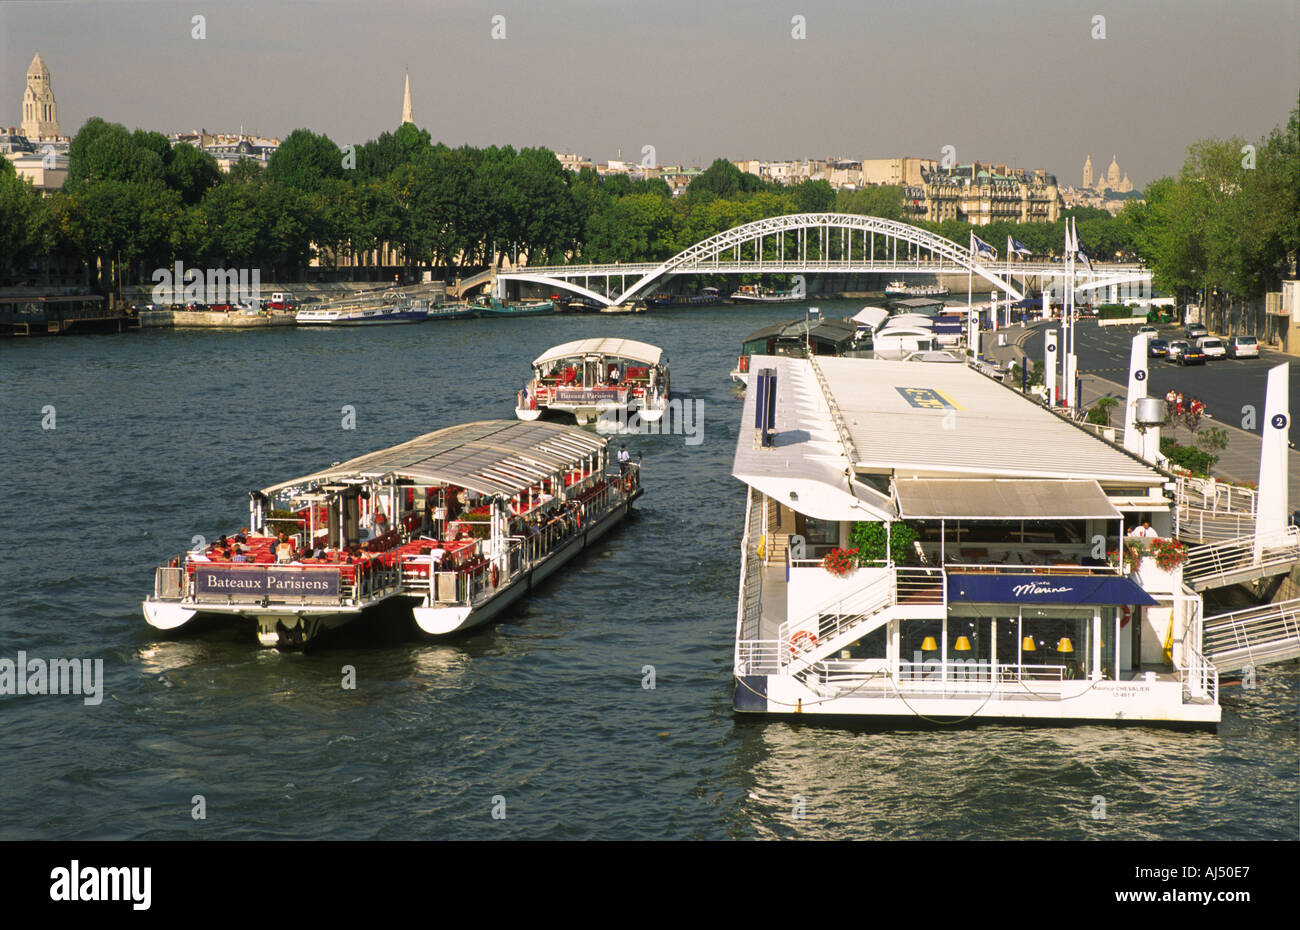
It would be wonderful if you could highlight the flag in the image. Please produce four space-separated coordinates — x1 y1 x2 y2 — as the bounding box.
1072 220 1093 272
1010 238 1032 259
971 233 997 261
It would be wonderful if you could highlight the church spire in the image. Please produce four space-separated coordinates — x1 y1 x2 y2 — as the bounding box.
401 69 414 126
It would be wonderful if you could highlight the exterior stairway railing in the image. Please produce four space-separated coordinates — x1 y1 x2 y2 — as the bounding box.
1183 527 1300 590
1202 597 1300 672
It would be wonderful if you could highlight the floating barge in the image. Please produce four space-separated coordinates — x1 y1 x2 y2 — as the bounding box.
732 354 1224 727
143 420 641 647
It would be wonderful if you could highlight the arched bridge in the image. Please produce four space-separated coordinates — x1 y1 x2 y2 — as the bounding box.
495 213 1150 306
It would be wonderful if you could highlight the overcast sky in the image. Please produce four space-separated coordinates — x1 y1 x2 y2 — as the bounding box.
3 0 1298 187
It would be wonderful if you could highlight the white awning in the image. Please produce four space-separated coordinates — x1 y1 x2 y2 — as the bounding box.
894 478 1122 520
533 338 663 368
851 307 889 330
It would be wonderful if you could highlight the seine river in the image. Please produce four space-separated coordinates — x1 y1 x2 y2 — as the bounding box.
1 301 1295 840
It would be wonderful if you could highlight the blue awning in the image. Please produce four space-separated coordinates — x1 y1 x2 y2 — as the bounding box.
946 573 1158 606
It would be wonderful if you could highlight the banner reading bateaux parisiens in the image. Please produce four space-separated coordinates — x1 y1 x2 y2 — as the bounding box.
193 565 340 597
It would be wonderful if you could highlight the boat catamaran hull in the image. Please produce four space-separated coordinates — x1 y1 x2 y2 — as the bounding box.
143 420 641 647
517 337 670 426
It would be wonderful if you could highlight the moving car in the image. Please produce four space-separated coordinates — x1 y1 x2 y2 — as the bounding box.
1197 336 1226 359
1185 323 1209 339
1227 335 1260 358
1147 338 1169 358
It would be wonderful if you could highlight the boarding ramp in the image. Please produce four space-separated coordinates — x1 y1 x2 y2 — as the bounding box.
1202 598 1300 673
1175 476 1258 543
1183 527 1300 591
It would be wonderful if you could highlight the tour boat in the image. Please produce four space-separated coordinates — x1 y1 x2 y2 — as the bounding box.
731 284 803 304
730 314 865 385
646 287 723 309
142 420 642 647
296 291 429 325
885 281 950 298
516 337 669 425
731 353 1238 728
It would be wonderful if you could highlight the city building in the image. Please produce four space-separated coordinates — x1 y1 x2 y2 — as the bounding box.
903 162 1061 225
20 52 59 142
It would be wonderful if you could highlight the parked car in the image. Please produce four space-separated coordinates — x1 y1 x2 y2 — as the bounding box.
1139 325 1158 336
1227 335 1260 358
1148 338 1169 358
1178 343 1208 365
1166 339 1190 362
1197 336 1226 359
1185 323 1209 339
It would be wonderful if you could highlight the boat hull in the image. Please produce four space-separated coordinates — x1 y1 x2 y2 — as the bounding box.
411 491 637 637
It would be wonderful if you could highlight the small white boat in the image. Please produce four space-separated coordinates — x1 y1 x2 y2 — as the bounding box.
296 291 429 325
517 337 670 426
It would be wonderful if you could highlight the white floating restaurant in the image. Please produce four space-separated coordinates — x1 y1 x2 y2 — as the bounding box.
144 420 642 647
516 337 669 425
732 354 1228 727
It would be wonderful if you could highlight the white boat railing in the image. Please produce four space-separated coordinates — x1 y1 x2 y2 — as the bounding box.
1176 642 1219 704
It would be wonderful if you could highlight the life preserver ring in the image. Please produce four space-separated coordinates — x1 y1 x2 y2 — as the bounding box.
491 565 500 588
1120 605 1132 627
790 630 818 654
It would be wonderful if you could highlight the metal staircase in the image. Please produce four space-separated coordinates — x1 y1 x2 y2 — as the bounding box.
1183 527 1300 591
1202 598 1300 672
1175 476 1258 544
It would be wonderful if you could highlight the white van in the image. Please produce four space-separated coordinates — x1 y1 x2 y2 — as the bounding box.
1197 336 1226 359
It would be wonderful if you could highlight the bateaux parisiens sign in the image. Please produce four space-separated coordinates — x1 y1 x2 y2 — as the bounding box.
194 566 340 597
555 388 625 404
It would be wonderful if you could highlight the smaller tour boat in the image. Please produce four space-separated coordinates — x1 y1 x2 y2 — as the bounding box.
516 337 670 425
884 281 951 298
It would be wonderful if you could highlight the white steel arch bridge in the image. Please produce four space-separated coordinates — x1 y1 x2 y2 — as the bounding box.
494 213 1150 307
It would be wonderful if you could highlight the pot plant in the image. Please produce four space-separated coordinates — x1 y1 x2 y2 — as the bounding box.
821 547 860 576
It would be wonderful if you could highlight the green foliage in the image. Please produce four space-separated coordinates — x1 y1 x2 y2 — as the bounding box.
848 521 918 565
1086 396 1119 425
1160 436 1217 477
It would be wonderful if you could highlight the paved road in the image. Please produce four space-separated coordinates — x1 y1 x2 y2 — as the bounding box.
1000 320 1298 492
1019 320 1297 436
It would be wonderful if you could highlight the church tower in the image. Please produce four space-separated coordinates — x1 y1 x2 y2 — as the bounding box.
401 70 414 126
1082 154 1093 190
1107 154 1121 190
21 51 59 141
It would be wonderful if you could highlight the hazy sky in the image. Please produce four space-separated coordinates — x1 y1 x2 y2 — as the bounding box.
3 0 1298 187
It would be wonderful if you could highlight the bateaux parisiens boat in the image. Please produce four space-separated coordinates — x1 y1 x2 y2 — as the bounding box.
295 291 429 325
516 337 669 425
143 420 642 647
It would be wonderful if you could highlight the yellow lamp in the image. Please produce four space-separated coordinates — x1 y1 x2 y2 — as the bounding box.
1021 636 1036 652
1057 637 1074 653
921 636 938 651
954 636 972 652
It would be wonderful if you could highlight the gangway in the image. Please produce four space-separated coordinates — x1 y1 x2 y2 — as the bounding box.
1202 597 1300 672
1182 527 1300 591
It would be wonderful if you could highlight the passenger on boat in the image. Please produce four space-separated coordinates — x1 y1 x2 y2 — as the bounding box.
276 533 294 563
231 550 250 563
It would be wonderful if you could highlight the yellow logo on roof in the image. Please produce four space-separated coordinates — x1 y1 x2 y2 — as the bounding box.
895 387 964 411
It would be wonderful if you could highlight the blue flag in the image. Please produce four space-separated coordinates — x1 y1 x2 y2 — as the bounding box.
1010 238 1032 258
971 233 997 261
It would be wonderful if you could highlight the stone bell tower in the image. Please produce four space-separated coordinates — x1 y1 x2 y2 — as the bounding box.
21 52 60 142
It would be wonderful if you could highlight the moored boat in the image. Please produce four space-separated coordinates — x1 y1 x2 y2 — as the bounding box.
476 296 555 317
142 420 642 647
296 290 429 325
731 284 803 304
884 281 951 298
516 337 669 425
730 314 866 384
731 354 1228 727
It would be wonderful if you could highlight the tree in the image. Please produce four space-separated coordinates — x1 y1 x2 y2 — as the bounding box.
166 143 221 206
266 128 344 193
0 158 49 271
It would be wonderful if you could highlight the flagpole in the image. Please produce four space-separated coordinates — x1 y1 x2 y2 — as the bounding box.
967 230 974 355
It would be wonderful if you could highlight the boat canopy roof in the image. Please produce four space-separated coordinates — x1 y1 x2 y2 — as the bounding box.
894 478 1121 520
261 420 606 499
740 317 857 345
892 297 946 311
851 307 890 329
533 338 663 368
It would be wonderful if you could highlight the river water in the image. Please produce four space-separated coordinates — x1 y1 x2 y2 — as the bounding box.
1 301 1295 840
